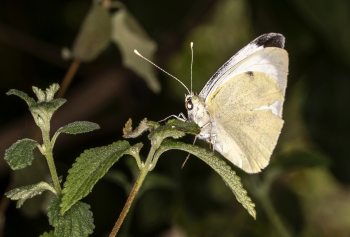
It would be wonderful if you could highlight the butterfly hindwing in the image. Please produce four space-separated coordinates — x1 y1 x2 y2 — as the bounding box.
207 71 284 173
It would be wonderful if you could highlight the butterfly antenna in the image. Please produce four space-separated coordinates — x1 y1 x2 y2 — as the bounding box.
190 42 193 93
134 50 190 94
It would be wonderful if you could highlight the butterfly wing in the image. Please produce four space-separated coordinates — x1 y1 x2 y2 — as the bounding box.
207 71 284 173
200 33 287 104
215 47 288 116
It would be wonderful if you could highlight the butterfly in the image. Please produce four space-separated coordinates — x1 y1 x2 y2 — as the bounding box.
184 33 289 173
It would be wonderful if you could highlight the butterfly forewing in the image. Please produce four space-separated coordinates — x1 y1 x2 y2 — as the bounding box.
202 48 288 112
199 33 286 100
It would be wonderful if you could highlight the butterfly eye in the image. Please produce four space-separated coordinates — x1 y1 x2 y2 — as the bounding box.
185 99 193 110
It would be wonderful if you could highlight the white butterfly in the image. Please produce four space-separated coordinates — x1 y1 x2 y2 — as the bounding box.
134 33 288 173
184 33 289 173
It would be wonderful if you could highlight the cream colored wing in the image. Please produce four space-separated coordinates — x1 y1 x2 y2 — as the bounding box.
207 71 284 173
200 33 286 100
204 47 288 117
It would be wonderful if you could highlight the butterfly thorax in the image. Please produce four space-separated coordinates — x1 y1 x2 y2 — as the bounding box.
185 94 214 141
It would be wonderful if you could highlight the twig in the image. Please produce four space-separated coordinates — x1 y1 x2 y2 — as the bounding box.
109 169 148 237
56 59 81 98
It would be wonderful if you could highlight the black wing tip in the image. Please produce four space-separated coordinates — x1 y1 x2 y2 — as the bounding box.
253 33 285 49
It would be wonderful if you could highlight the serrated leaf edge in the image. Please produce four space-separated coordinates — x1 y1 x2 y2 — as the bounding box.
154 139 256 219
60 141 137 214
5 181 57 208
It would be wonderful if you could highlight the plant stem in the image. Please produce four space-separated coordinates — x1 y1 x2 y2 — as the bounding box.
109 169 148 237
109 133 160 236
42 127 62 196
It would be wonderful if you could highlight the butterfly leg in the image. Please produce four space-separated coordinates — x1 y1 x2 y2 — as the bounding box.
181 136 198 168
210 134 217 151
158 113 187 122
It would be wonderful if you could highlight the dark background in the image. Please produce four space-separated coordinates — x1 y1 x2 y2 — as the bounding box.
1 0 350 236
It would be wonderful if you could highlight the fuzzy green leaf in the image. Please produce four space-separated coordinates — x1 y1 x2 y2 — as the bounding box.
57 121 100 135
122 118 160 138
148 119 200 151
32 83 60 103
4 138 38 170
72 4 111 62
145 120 160 130
32 86 46 103
123 118 150 138
48 197 94 237
29 99 66 116
61 141 142 214
29 99 66 127
111 4 160 93
39 230 54 237
6 89 36 106
45 84 60 101
165 119 201 135
5 181 56 208
154 139 256 219
148 120 185 140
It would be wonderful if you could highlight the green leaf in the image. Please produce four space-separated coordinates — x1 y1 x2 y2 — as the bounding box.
123 118 150 138
45 84 60 101
29 99 66 116
6 89 36 107
165 119 201 135
56 121 100 135
72 4 111 62
61 141 142 214
48 197 94 237
5 181 57 208
29 99 67 126
4 138 39 170
39 230 54 237
32 86 46 103
122 118 161 139
154 139 256 219
148 119 200 151
32 84 60 102
111 4 160 93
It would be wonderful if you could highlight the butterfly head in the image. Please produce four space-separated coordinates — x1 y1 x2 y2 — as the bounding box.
185 93 209 126
185 93 198 111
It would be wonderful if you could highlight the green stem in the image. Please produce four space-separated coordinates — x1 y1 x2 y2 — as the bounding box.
42 126 62 196
109 138 159 237
109 169 148 237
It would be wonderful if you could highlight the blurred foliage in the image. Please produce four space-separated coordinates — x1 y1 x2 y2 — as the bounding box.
1 0 350 236
111 2 160 93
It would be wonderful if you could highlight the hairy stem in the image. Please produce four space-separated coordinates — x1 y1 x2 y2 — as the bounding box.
109 137 159 237
42 125 62 196
109 169 148 237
